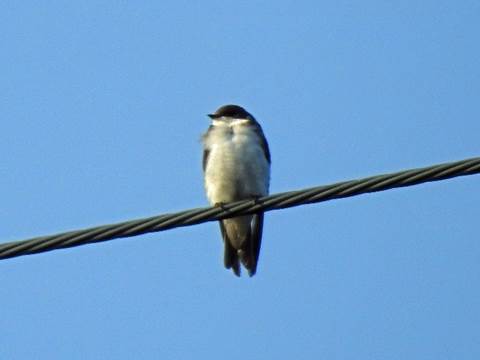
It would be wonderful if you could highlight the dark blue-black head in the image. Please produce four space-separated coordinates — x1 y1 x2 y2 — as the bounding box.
208 105 254 120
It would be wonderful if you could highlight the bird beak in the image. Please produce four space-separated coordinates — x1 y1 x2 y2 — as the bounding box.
207 114 216 119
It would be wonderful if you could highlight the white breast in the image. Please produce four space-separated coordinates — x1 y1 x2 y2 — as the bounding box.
203 120 270 204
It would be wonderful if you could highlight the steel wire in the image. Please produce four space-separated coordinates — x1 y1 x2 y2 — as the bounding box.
1 156 479 260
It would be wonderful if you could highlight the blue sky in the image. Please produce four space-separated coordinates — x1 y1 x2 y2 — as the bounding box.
1 1 479 359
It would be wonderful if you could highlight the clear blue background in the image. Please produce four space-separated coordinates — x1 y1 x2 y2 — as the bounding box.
1 1 479 359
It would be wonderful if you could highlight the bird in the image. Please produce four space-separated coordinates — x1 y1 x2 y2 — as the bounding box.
202 104 271 276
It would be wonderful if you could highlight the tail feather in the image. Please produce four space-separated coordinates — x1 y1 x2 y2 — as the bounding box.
240 213 263 276
220 213 264 277
249 212 264 276
219 221 240 276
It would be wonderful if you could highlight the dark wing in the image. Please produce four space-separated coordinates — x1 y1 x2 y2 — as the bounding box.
202 125 214 172
259 134 271 164
202 149 210 172
245 121 268 276
244 212 264 277
251 123 271 164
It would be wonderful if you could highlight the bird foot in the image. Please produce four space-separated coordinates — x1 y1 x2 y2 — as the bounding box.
214 202 228 211
251 195 262 205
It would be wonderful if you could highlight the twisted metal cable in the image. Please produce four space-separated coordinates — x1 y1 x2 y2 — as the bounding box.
1 156 479 261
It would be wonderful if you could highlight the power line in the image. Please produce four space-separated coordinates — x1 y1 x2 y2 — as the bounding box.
1 156 479 261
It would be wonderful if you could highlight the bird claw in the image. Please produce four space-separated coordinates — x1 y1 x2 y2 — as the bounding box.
214 202 228 211
251 195 262 205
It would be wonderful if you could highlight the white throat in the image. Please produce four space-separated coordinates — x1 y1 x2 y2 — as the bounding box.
212 118 250 127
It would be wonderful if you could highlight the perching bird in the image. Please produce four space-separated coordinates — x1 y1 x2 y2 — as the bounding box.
202 105 271 276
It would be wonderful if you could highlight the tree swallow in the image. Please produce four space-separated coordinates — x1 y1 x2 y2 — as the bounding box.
202 105 271 277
